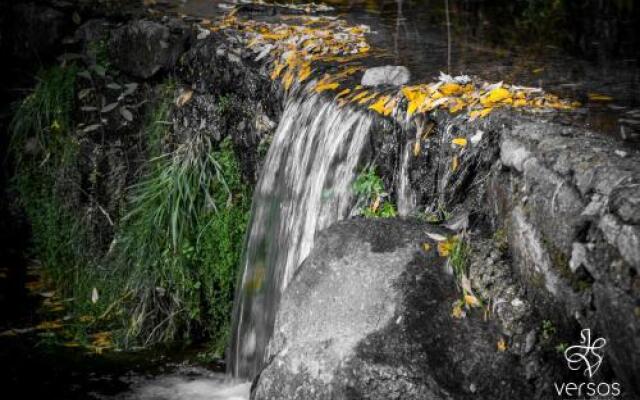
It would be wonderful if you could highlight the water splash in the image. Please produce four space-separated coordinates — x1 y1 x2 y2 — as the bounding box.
115 367 250 400
229 91 373 379
397 141 416 216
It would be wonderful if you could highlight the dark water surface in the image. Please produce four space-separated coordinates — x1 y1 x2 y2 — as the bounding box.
172 0 640 144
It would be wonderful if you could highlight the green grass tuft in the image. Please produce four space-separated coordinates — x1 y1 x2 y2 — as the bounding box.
116 132 250 348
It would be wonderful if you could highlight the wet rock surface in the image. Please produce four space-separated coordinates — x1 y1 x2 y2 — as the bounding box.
177 35 281 182
108 19 190 79
252 219 532 400
399 110 640 396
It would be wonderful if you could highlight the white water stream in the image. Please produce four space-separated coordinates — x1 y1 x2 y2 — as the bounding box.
229 91 374 379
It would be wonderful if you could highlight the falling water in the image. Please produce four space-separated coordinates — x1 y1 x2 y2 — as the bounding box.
229 91 373 379
397 141 416 216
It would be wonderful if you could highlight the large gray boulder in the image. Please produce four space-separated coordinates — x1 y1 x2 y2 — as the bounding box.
252 219 532 400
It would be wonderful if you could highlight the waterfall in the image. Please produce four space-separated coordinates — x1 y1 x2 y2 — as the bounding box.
397 141 416 216
229 91 374 379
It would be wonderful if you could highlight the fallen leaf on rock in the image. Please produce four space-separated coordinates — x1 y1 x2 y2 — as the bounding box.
452 138 467 147
497 338 507 352
413 140 421 157
588 92 614 102
451 300 465 319
437 236 459 257
464 294 480 307
36 320 63 330
451 155 459 172
176 89 194 107
314 81 339 93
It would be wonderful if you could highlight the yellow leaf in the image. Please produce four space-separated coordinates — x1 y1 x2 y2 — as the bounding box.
314 81 339 93
357 92 378 105
497 338 507 352
439 82 462 96
437 236 458 257
464 294 480 307
369 95 392 115
587 92 614 102
413 140 421 157
36 320 63 330
480 87 510 106
451 155 459 172
271 61 285 80
371 196 381 212
448 98 465 113
402 86 427 116
513 98 527 107
350 90 369 102
336 88 351 99
261 32 288 41
175 89 193 108
469 108 493 120
422 242 431 252
298 63 312 82
451 300 465 319
452 138 467 147
63 341 81 348
282 70 295 90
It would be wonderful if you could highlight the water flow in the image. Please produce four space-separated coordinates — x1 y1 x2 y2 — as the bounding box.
397 141 416 216
229 91 373 379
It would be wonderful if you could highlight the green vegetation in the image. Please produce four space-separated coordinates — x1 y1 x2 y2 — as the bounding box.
86 39 111 73
449 237 470 289
422 203 453 223
10 65 87 286
11 65 76 150
353 167 396 218
117 134 250 351
541 319 556 341
10 69 250 356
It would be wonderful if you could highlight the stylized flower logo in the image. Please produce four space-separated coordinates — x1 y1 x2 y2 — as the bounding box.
564 329 607 378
